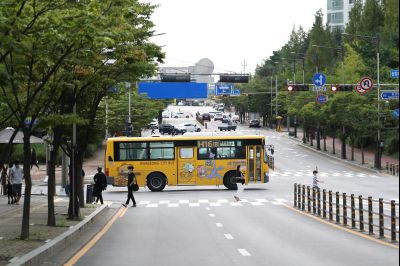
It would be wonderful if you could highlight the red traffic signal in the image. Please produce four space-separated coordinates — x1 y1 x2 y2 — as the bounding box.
287 85 310 92
331 85 338 93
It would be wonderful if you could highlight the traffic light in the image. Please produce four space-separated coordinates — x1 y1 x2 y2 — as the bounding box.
219 74 250 83
331 85 353 92
161 74 191 82
287 85 310 92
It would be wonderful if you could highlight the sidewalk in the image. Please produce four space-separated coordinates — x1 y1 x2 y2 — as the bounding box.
283 127 399 172
0 146 107 265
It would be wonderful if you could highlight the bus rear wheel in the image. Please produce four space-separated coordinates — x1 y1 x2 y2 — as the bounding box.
147 173 167 192
223 171 238 190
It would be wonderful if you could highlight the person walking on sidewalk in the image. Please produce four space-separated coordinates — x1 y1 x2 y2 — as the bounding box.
30 148 39 170
93 167 107 204
10 160 24 204
234 165 245 202
123 165 137 207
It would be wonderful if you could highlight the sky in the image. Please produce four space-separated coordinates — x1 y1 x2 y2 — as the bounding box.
144 0 326 74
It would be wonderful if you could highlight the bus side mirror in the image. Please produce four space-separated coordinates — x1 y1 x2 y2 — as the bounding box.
108 156 114 162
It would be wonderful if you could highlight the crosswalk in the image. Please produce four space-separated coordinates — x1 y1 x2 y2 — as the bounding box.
133 198 290 208
270 170 380 179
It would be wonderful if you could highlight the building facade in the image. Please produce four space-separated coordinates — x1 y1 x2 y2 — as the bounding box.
327 0 362 31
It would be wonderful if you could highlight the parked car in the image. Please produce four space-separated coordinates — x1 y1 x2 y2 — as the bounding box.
158 124 175 135
175 123 201 134
147 119 158 129
173 112 190 118
231 115 240 123
249 119 261 128
202 113 211 121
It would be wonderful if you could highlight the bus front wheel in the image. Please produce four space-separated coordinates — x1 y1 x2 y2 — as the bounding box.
223 171 238 190
147 173 167 192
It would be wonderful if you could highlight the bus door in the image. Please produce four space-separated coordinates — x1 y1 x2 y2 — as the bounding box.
247 145 262 183
177 147 196 185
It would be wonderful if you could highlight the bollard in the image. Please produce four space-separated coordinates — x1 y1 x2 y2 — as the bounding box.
294 183 297 207
351 194 356 228
317 188 321 216
396 165 399 177
312 188 316 214
298 184 301 209
379 198 384 238
368 197 373 235
343 193 347 226
336 192 340 224
323 189 327 219
302 185 305 211
359 196 364 232
307 186 311 213
391 200 396 242
329 191 333 221
386 162 389 173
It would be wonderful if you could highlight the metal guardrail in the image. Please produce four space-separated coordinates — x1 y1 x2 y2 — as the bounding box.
294 183 399 243
386 162 399 177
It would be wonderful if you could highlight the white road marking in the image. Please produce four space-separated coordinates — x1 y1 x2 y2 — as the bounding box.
251 202 264 206
224 234 234 240
256 199 269 203
210 202 221 207
159 200 170 204
238 249 251 257
146 204 158 208
199 199 209 203
275 198 289 202
168 203 179 208
138 201 150 205
205 207 211 211
272 202 285 205
230 202 242 206
216 223 223 228
218 199 229 203
179 200 189 204
209 214 215 217
189 203 200 207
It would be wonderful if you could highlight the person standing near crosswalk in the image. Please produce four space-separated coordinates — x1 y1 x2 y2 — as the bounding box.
234 165 245 202
123 165 137 207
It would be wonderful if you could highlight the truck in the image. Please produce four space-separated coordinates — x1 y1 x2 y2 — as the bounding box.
218 121 237 131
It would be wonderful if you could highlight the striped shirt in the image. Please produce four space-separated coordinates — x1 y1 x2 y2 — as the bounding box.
312 175 318 188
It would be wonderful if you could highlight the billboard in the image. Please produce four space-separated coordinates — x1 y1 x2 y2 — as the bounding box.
138 82 208 99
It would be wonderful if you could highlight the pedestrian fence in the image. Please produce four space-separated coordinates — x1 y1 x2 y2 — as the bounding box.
293 183 399 243
385 162 399 177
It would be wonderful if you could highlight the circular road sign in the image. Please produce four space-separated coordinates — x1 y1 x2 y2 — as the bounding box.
316 94 328 105
356 85 367 94
360 77 374 90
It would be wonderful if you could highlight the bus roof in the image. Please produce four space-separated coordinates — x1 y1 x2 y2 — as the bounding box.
107 135 265 142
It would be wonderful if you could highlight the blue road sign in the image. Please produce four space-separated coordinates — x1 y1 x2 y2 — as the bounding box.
316 94 328 105
393 109 399 120
216 84 233 95
138 82 208 99
312 73 327 87
380 91 399 100
390 69 399 79
233 89 241 95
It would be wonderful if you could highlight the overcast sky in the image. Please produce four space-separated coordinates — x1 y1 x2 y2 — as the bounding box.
144 0 326 74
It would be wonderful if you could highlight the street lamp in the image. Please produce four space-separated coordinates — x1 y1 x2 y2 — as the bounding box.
290 52 306 85
342 33 382 169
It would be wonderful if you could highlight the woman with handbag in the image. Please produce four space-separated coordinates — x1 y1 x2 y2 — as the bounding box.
123 165 137 207
234 165 245 202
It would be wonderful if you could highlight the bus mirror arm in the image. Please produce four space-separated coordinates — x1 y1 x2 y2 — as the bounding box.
108 156 114 162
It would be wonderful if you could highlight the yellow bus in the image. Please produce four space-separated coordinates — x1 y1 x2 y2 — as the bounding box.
105 135 272 192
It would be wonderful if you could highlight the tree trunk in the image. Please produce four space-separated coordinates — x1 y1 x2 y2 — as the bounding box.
21 130 32 240
302 124 307 144
361 142 365 164
333 135 336 155
316 125 321 150
351 141 355 161
68 152 80 219
323 132 327 151
341 137 347 160
47 130 61 226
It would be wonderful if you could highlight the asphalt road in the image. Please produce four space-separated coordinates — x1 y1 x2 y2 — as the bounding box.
71 105 399 266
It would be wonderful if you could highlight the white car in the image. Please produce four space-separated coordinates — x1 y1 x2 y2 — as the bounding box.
162 112 170 118
231 115 240 123
175 123 201 134
173 112 190 118
214 113 224 121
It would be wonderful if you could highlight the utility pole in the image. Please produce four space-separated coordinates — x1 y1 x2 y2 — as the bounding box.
242 60 248 74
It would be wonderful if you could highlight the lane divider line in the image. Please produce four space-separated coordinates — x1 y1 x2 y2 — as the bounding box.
119 207 129 218
284 204 399 249
224 234 234 240
238 249 251 256
64 206 126 266
216 223 223 228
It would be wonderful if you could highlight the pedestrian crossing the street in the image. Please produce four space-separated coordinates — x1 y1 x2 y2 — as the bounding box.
132 198 289 208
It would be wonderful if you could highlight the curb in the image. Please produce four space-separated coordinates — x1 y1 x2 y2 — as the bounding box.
7 203 109 266
287 136 382 174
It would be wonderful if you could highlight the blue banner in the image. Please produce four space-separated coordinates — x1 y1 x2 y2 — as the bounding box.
215 84 234 95
138 82 208 99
